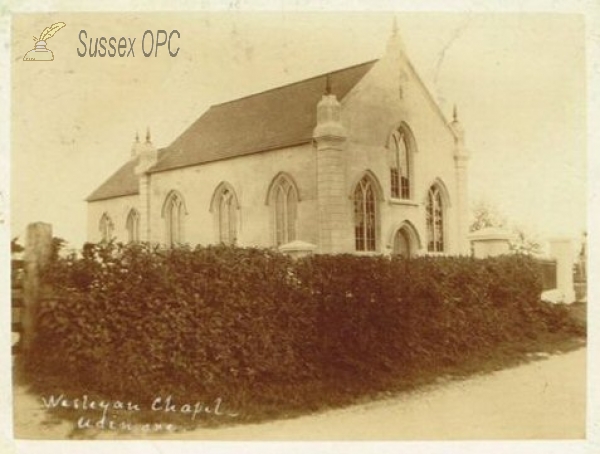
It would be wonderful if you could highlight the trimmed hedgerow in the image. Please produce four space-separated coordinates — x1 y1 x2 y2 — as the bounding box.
27 243 583 414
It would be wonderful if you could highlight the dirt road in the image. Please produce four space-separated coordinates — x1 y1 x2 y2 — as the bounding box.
13 347 586 440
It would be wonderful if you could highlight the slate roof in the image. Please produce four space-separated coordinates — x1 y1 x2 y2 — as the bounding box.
87 60 377 202
86 158 143 202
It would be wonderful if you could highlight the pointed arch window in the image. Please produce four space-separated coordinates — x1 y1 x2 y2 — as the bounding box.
163 191 185 247
99 213 114 243
126 209 140 243
389 127 413 199
426 185 445 252
354 175 378 251
211 183 239 245
218 189 237 245
268 174 298 247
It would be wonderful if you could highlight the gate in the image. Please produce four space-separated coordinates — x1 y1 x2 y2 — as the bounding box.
536 258 557 291
11 257 25 354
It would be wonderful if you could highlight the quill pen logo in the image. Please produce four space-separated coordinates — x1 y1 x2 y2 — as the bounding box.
23 22 66 61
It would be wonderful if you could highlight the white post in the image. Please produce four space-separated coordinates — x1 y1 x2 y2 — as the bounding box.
549 238 576 304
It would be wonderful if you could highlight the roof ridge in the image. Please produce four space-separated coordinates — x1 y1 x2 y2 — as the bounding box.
211 59 379 108
88 58 379 199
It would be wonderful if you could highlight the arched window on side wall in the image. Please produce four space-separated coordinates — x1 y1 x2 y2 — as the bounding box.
211 183 239 245
126 209 140 243
268 173 298 247
99 213 114 243
218 189 237 245
426 184 445 252
163 191 186 247
354 175 378 251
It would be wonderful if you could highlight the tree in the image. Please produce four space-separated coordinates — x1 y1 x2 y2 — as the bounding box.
11 237 24 254
510 225 543 256
470 200 542 256
469 199 507 232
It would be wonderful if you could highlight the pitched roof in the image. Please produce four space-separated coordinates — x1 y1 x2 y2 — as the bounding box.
87 60 377 202
86 158 142 202
152 59 377 172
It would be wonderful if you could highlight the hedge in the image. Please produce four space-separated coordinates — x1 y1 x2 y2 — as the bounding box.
27 243 582 413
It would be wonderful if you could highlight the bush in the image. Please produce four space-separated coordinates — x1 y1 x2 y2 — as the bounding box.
33 243 318 400
28 244 583 414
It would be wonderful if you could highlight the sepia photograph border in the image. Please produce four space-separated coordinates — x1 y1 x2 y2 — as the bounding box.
1 0 599 453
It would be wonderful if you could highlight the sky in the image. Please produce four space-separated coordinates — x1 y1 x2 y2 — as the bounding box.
6 10 588 248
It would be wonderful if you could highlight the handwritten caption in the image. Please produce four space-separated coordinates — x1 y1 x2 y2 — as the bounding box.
41 394 239 432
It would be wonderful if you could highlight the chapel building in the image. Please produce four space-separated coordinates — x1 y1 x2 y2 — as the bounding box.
86 25 471 257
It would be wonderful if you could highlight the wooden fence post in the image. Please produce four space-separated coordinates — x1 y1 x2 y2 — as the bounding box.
21 222 53 355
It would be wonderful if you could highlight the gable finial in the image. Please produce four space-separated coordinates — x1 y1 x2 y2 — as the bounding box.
325 74 332 95
386 15 406 55
450 103 465 143
146 127 151 143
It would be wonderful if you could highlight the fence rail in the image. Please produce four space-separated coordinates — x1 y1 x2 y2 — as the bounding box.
11 262 25 354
